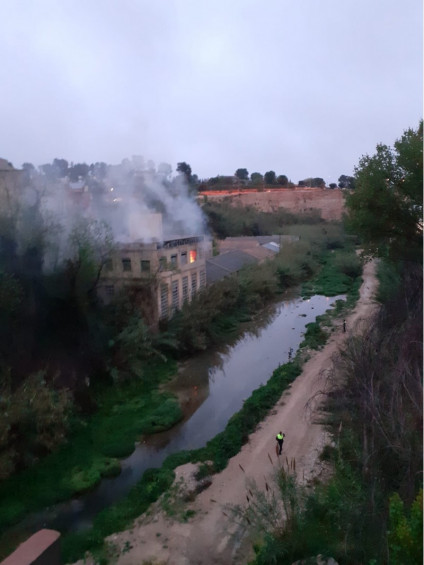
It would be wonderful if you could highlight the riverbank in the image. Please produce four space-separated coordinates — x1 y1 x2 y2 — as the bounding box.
71 260 378 564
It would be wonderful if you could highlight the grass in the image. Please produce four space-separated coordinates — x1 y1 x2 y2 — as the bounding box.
61 361 302 563
0 360 179 536
59 244 363 563
0 231 364 563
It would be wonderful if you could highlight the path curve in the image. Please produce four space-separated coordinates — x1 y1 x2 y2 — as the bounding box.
75 260 379 565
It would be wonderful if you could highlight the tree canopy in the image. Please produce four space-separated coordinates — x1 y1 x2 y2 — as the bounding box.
176 162 192 182
345 121 423 263
264 170 276 184
235 168 249 181
338 174 356 189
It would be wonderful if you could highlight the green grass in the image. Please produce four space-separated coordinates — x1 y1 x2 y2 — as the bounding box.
302 248 361 298
0 360 179 535
59 244 363 563
0 233 363 563
61 362 302 563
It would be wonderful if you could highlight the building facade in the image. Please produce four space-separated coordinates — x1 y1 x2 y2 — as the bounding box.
98 234 212 323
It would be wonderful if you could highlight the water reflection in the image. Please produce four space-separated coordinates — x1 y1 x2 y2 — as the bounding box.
12 292 345 535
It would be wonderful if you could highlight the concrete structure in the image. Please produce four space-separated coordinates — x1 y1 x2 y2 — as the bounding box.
206 250 257 283
0 158 24 215
98 233 212 322
0 529 61 565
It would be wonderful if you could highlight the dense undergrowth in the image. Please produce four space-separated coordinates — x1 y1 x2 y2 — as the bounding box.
248 260 423 565
0 221 362 562
58 242 362 564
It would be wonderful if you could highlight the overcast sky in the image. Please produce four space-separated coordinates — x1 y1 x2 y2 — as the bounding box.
1 0 422 184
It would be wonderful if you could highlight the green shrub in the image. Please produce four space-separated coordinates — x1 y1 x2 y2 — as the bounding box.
388 490 423 565
137 397 183 434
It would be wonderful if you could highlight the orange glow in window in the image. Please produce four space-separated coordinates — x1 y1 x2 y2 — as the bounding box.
189 250 197 263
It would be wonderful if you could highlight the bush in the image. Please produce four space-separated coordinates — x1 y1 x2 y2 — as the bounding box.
137 397 183 434
0 371 72 478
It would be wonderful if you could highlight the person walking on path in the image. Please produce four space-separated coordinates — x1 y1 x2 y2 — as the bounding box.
276 431 285 455
343 319 346 333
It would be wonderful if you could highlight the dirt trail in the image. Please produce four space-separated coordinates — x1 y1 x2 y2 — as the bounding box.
75 260 379 565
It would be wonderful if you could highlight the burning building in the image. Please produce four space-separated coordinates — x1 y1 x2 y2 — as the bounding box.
98 213 212 323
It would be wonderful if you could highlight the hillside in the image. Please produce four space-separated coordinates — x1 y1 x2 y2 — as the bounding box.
201 188 346 221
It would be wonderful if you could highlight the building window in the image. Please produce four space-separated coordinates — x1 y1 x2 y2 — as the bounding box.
160 284 168 318
122 258 132 272
200 269 206 287
141 260 150 273
105 285 115 296
198 247 203 259
159 256 167 271
182 276 189 302
172 280 179 312
104 258 113 271
191 272 197 295
180 251 187 265
170 254 178 267
189 250 197 263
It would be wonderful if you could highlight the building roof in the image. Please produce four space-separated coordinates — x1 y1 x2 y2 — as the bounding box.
206 250 258 283
0 158 16 171
262 241 280 253
218 234 296 253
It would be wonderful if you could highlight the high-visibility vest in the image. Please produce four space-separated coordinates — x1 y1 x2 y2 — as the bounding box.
276 433 285 441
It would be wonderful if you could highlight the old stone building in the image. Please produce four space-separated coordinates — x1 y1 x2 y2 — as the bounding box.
98 232 212 323
0 158 24 215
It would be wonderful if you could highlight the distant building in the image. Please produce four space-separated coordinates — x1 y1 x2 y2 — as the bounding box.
206 250 257 284
0 158 24 215
206 235 298 283
98 230 212 324
67 178 91 209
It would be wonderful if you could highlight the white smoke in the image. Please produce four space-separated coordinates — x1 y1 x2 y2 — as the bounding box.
16 159 208 270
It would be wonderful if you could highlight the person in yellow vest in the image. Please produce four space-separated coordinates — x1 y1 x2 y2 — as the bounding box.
276 431 285 455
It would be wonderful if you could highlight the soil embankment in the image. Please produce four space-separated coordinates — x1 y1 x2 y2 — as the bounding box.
203 188 345 221
74 260 378 565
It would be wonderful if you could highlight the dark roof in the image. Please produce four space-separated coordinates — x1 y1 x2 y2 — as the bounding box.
222 235 296 245
206 250 258 283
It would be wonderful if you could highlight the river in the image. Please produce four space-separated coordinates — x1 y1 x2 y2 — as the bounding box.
11 291 345 537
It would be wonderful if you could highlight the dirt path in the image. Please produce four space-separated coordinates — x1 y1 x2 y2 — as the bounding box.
75 260 379 565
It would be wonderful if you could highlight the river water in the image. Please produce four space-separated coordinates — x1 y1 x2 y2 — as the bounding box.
13 292 345 536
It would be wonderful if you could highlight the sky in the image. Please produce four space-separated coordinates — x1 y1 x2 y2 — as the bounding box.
1 0 422 185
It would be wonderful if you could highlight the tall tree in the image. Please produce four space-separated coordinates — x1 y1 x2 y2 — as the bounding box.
235 168 249 181
277 174 288 186
345 121 423 263
53 158 69 177
264 170 276 184
338 174 356 189
250 172 263 186
158 162 172 178
69 163 89 182
176 162 192 183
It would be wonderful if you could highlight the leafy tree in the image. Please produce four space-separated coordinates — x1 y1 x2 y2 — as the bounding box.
277 175 288 186
313 177 325 188
69 163 90 182
235 168 249 181
39 163 58 180
176 162 192 183
264 171 276 185
329 183 337 189
53 158 69 177
158 162 172 178
345 121 423 262
338 174 356 189
90 162 108 179
250 172 263 186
